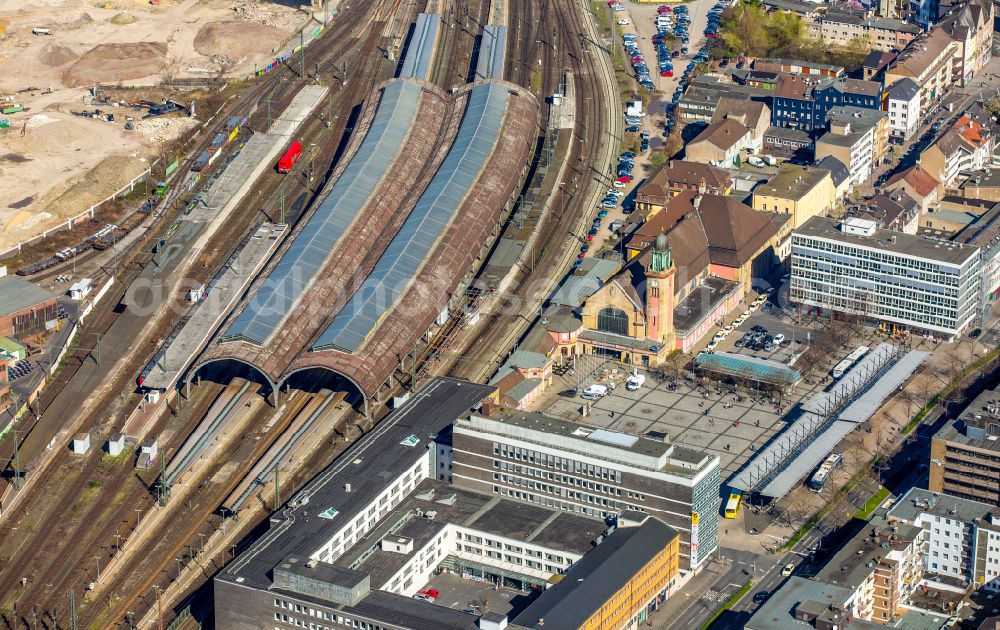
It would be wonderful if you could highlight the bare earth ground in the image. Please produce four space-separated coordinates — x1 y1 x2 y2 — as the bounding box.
0 0 302 252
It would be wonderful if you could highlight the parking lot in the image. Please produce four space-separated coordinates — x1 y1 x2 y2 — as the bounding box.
545 353 837 476
419 572 536 619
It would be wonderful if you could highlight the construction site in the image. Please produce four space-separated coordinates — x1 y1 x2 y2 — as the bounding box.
0 0 318 256
0 0 622 626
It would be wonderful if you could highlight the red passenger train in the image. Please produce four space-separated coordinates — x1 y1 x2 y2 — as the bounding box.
277 141 303 173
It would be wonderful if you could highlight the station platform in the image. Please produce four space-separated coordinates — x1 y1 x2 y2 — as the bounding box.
141 223 287 390
189 85 329 223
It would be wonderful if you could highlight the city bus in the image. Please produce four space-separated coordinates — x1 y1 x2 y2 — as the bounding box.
831 345 870 378
808 452 843 492
724 492 743 519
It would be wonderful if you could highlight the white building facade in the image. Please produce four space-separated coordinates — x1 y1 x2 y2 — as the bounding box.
888 488 1000 591
790 216 982 338
886 79 922 141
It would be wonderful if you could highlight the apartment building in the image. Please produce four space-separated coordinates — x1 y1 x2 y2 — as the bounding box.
888 488 1000 590
790 216 982 338
752 163 837 228
814 515 924 624
772 75 884 133
451 408 721 572
921 115 995 189
909 0 940 27
885 78 921 141
937 0 994 85
686 118 753 167
818 8 921 52
884 28 958 113
710 97 771 154
816 107 889 188
929 385 1000 507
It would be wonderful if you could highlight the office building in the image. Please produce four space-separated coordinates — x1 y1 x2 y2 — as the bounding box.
790 216 982 338
888 488 1000 590
513 512 681 630
215 378 686 630
451 408 721 571
929 385 1000 507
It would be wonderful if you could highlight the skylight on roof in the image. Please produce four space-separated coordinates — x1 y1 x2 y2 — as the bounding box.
587 429 639 448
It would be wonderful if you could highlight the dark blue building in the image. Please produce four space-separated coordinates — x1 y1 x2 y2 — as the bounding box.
771 75 884 132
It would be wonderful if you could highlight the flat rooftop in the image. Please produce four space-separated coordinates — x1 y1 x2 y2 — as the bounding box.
220 378 493 590
931 384 1000 453
513 517 680 630
339 479 605 588
458 409 715 476
814 516 922 590
142 223 287 390
888 488 999 527
673 276 741 333
754 165 830 201
794 215 981 266
0 276 57 316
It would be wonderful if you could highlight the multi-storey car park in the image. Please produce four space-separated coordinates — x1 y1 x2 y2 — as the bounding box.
189 77 538 413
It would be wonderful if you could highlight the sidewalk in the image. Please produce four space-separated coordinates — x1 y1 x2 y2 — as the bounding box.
649 557 734 629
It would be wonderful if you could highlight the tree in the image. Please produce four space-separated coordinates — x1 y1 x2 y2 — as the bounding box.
986 95 1000 118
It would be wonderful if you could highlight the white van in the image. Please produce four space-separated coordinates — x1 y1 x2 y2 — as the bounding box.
582 384 609 399
626 370 645 391
747 156 765 168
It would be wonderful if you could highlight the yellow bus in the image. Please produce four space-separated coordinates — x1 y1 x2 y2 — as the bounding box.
724 492 743 519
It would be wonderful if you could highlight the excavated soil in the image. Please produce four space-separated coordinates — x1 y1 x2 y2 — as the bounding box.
37 43 78 67
193 20 290 61
63 42 167 87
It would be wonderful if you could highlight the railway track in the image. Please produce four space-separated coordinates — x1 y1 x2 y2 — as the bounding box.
432 0 618 383
427 0 491 87
0 1 421 626
0 1 613 627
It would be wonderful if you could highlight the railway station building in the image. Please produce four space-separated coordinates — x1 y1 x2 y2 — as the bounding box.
574 192 781 363
189 77 538 414
214 378 686 630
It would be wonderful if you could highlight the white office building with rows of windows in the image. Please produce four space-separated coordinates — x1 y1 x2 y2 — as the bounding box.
790 216 982 339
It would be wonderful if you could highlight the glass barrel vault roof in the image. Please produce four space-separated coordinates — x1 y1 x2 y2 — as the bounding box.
220 80 423 346
312 82 510 354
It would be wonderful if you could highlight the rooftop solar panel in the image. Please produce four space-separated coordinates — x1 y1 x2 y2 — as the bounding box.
312 83 510 354
220 81 422 346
